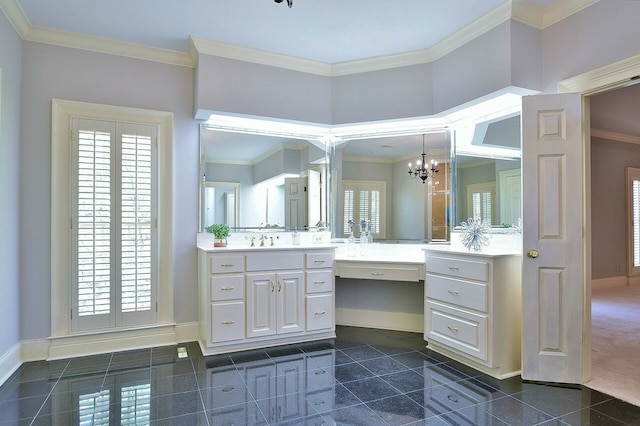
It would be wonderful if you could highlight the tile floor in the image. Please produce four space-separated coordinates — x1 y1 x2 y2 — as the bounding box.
1 326 640 425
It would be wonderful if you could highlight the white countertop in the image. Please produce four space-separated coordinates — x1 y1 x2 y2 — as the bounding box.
422 244 521 257
197 243 337 253
334 242 521 262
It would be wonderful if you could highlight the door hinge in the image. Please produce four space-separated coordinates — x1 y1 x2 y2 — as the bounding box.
70 308 73 320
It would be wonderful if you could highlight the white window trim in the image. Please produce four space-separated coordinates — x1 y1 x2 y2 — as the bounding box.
51 99 173 339
627 167 640 277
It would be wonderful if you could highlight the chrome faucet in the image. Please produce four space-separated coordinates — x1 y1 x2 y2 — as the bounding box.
260 235 266 247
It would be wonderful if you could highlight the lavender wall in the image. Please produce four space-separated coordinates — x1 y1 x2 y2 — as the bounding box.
0 8 22 361
19 42 199 340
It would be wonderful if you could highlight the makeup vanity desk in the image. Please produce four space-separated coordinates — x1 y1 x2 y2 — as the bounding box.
335 242 522 379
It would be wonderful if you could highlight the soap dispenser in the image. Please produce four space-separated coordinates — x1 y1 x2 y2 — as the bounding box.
347 220 356 257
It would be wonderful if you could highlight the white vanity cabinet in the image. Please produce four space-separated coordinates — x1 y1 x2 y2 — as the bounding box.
423 249 521 378
198 247 336 355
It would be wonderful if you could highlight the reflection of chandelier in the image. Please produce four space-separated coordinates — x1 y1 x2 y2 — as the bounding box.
408 134 439 184
274 0 293 7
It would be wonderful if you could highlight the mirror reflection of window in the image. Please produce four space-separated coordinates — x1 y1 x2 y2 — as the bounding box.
342 180 386 239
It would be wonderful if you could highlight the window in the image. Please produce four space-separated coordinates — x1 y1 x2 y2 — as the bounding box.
627 168 640 276
51 99 173 341
467 182 495 225
71 119 157 330
342 180 386 238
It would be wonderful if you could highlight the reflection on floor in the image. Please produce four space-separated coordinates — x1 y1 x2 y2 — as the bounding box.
1 326 639 425
588 284 640 407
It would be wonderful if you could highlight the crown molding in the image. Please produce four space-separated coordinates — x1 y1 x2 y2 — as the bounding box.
591 128 640 145
190 36 332 76
558 54 640 94
0 0 29 37
2 0 600 75
26 25 193 68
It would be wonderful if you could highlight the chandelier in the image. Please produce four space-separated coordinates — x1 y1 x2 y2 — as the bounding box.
408 134 439 184
274 0 293 7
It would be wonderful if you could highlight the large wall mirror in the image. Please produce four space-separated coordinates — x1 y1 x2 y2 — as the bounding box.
333 130 452 243
452 113 521 229
199 124 329 232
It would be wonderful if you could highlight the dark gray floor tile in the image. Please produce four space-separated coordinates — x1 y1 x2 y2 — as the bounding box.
333 362 376 383
366 394 428 425
230 348 273 365
108 348 151 372
274 413 329 425
306 383 362 414
254 391 317 423
200 379 248 410
559 407 626 425
359 355 408 376
591 398 640 424
342 377 402 403
321 402 388 426
0 378 56 402
296 339 336 353
9 359 68 383
149 390 205 420
437 405 512 426
62 353 111 378
207 400 268 425
370 343 416 356
151 411 209 426
0 394 48 423
512 387 590 418
341 345 385 361
154 372 200 396
392 351 442 369
333 349 355 366
381 369 428 393
478 395 554 426
265 344 304 358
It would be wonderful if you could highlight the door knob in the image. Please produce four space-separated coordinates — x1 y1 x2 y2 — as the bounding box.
527 249 539 259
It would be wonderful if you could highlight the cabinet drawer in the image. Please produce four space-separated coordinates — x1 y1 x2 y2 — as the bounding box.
210 275 244 301
306 270 334 294
425 255 489 282
210 301 245 343
306 294 333 331
246 252 304 271
337 262 422 282
425 301 487 361
426 274 488 312
306 252 334 269
209 255 244 274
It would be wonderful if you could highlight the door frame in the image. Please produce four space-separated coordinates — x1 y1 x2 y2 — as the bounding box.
549 54 640 383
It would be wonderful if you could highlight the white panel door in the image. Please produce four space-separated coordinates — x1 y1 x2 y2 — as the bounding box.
276 272 305 334
246 273 276 338
521 93 587 384
285 177 307 230
307 169 321 227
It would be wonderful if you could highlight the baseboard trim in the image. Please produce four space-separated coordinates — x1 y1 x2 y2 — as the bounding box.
47 324 178 360
336 308 423 333
592 276 629 292
0 343 21 388
174 322 199 343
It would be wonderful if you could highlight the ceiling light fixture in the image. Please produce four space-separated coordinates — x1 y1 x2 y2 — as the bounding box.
408 134 439 184
274 0 293 7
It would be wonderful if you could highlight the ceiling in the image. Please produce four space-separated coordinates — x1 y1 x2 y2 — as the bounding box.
13 0 565 64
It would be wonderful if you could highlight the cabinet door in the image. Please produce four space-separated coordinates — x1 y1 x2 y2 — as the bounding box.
246 273 276 338
245 363 277 423
276 271 305 334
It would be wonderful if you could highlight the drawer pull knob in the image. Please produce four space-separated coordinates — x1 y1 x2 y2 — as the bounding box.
278 281 282 292
314 281 325 285
448 266 459 271
371 272 384 276
221 287 234 291
447 325 459 333
314 260 325 264
314 311 326 316
221 320 235 325
220 263 234 267
221 386 235 393
314 400 326 406
271 281 275 292
315 370 326 375
447 289 459 295
447 394 459 403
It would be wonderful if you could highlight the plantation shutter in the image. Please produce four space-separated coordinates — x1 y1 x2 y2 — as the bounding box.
341 180 386 238
71 118 157 331
627 168 640 276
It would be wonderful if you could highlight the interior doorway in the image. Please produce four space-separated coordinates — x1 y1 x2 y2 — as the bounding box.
586 82 640 405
